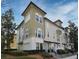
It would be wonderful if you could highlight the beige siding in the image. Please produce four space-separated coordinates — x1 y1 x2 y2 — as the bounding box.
23 4 45 38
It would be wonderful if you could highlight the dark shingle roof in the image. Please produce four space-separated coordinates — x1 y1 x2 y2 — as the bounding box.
16 20 24 29
54 19 63 23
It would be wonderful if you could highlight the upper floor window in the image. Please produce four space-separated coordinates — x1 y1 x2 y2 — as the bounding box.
24 29 29 39
26 29 29 38
25 14 30 23
56 30 62 42
36 28 43 38
56 29 62 38
35 15 42 23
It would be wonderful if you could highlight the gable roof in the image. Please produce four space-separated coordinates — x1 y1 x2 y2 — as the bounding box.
16 2 64 30
44 17 64 30
54 19 63 23
22 1 47 16
16 20 24 29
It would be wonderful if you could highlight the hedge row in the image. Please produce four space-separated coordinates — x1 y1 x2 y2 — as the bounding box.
57 49 74 54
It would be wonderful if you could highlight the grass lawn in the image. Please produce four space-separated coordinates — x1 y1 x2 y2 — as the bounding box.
14 57 36 59
1 54 36 59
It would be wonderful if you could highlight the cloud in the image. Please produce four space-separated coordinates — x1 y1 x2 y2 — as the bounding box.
1 0 77 27
45 1 78 27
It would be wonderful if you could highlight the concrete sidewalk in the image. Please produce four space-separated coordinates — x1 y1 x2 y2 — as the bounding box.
58 55 77 59
49 52 77 59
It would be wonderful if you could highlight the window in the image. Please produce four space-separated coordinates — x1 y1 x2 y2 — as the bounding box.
56 30 62 35
38 31 41 38
39 17 42 23
36 28 43 38
56 30 62 42
57 36 60 42
57 39 60 41
35 15 42 23
36 15 39 21
38 33 41 38
38 31 42 38
26 33 29 38
25 14 30 23
25 29 29 39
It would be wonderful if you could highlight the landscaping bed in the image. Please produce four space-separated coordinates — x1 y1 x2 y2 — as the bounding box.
2 50 45 56
1 51 55 59
2 54 36 59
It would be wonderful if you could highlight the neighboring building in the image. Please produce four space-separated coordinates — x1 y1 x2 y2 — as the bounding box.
16 2 71 52
10 34 17 50
64 27 73 49
4 33 17 50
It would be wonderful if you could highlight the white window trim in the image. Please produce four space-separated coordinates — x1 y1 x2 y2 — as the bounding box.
25 14 30 23
36 28 43 38
35 13 42 17
25 29 29 39
35 13 42 23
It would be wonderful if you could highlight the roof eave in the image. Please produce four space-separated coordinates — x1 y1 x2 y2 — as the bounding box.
16 20 24 29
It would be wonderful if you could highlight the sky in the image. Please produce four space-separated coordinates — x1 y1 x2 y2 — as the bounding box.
1 0 78 27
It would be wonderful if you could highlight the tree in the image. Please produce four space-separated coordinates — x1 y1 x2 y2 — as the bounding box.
68 21 78 52
1 9 16 51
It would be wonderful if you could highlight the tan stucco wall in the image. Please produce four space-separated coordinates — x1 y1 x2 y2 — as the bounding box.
23 4 45 38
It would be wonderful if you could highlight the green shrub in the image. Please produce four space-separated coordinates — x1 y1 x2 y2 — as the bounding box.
2 51 28 56
65 48 74 53
57 49 66 54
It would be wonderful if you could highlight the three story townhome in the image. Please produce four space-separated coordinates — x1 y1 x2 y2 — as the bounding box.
16 1 71 52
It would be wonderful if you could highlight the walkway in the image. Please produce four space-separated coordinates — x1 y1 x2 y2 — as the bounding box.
49 52 77 59
59 55 77 59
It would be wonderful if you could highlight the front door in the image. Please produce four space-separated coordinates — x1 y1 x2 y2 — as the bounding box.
40 43 43 50
36 43 43 50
